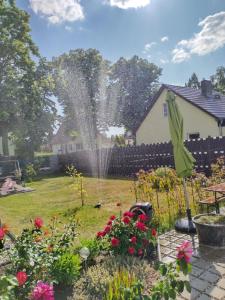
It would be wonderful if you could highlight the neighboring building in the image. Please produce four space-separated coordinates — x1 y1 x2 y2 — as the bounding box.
135 80 225 145
0 134 15 156
51 125 111 154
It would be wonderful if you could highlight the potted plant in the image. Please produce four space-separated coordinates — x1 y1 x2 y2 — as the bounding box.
193 213 225 247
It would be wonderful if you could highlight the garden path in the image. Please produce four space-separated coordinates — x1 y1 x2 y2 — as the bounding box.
158 228 225 300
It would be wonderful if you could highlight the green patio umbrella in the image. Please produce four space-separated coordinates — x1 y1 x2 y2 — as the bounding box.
166 91 196 233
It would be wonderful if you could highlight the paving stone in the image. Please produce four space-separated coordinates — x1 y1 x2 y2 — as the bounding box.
191 266 205 277
205 286 225 299
159 247 173 255
197 293 212 300
161 256 176 263
217 278 225 290
192 259 211 270
209 264 225 276
200 271 221 284
191 278 211 292
181 287 200 300
159 239 170 246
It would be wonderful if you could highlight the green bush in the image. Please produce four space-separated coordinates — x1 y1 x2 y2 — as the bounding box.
52 253 81 285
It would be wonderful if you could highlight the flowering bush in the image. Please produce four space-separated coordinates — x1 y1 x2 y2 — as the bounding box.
96 211 157 257
0 224 9 249
7 217 77 299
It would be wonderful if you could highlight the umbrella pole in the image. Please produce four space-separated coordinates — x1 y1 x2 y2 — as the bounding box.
182 178 192 221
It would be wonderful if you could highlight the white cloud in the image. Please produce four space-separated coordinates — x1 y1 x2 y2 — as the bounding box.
29 0 84 24
172 11 225 63
143 42 156 53
65 25 73 31
161 36 168 42
107 0 150 9
160 58 169 64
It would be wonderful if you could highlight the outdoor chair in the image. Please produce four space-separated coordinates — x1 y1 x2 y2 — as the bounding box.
199 195 225 214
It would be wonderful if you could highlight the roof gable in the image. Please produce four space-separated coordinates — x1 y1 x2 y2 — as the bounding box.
135 84 225 133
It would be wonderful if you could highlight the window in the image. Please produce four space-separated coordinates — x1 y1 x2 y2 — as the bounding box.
163 103 168 117
76 143 83 151
189 133 200 140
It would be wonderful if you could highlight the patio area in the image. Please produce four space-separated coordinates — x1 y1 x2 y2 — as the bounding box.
158 229 225 300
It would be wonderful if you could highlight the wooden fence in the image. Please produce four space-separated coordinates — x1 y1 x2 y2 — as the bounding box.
58 136 225 177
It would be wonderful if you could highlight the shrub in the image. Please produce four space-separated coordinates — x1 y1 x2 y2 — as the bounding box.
73 264 113 300
77 239 101 263
8 217 77 299
96 212 157 257
0 274 18 300
25 163 37 182
105 269 143 300
51 253 81 285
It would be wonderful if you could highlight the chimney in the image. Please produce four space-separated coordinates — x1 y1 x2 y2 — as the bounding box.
201 79 212 97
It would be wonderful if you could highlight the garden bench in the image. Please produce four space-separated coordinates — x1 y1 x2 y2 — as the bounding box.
199 195 225 213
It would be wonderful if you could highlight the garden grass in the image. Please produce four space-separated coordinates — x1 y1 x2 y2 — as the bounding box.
0 176 134 239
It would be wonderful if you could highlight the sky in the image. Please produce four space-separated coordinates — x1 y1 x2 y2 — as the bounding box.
17 0 225 86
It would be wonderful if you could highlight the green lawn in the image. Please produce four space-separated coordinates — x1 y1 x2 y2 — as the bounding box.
0 176 134 240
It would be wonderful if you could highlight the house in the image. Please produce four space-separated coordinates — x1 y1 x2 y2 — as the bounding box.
135 80 225 145
0 134 15 156
51 124 111 154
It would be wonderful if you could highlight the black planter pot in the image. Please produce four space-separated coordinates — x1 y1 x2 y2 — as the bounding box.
193 214 225 248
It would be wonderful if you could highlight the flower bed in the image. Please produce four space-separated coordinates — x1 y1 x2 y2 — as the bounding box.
0 213 193 300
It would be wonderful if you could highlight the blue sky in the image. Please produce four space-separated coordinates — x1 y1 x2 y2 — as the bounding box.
17 0 225 86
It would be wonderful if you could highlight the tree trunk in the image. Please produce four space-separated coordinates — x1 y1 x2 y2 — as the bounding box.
2 129 9 156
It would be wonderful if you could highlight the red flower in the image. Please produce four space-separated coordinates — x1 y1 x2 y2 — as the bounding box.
111 237 120 247
136 221 147 232
151 228 157 237
107 220 112 226
104 225 111 234
110 215 116 221
122 216 131 224
34 217 43 229
0 228 5 240
138 249 143 256
138 214 149 222
130 236 137 244
123 211 135 218
16 271 27 286
128 247 135 255
96 231 105 238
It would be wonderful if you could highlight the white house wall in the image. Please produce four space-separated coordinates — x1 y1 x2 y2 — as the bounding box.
136 89 220 145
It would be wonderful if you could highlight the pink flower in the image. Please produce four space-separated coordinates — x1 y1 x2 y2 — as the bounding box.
128 247 135 255
34 218 43 229
122 216 131 224
111 237 120 247
138 214 149 222
130 236 137 244
176 241 193 263
136 221 147 232
31 281 54 300
0 228 5 240
16 271 27 286
107 220 112 226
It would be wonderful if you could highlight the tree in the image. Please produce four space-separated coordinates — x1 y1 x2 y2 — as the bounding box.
0 1 56 158
211 67 225 94
110 56 162 131
186 73 200 89
52 49 110 150
0 0 38 155
13 59 56 159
